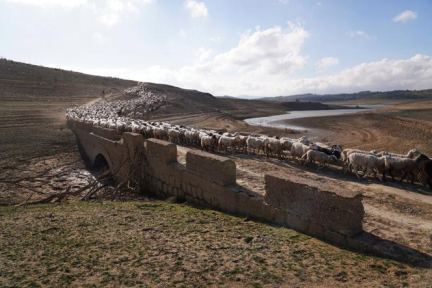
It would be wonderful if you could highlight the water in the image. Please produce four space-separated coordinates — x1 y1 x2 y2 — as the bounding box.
244 105 390 130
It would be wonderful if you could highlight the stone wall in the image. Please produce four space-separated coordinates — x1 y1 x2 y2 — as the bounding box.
70 123 366 247
142 138 364 245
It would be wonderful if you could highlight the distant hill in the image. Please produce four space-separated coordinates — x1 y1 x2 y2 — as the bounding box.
0 58 360 123
0 58 136 101
0 59 230 115
255 90 432 103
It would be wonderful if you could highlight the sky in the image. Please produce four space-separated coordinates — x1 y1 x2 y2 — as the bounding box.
1 0 432 97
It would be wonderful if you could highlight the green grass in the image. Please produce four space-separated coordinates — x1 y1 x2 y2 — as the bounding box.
0 200 428 287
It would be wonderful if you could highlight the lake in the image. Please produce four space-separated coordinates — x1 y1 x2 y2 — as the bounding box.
244 105 390 130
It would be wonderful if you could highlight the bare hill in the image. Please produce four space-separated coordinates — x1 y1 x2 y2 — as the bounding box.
0 59 135 164
0 59 346 164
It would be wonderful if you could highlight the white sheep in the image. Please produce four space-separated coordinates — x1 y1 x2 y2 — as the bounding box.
246 136 269 156
218 135 240 154
168 129 181 144
301 150 338 171
266 138 285 159
383 154 429 183
296 136 310 145
376 149 422 159
347 153 386 181
201 135 217 152
290 142 310 161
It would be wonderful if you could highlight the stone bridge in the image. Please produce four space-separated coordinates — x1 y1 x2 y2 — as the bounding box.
70 119 366 245
67 120 432 266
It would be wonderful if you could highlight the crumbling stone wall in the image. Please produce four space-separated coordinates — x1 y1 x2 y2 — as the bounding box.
142 139 364 245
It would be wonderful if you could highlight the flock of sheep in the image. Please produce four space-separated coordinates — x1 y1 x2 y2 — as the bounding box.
66 85 432 191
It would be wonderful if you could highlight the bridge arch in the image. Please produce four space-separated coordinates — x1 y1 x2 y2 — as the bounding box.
93 153 110 171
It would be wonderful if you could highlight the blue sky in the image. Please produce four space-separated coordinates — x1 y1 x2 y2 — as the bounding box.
1 0 431 97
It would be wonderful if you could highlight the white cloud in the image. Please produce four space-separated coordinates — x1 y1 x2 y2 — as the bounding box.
92 32 104 42
393 10 417 23
204 22 309 76
209 37 221 42
196 47 214 63
284 54 432 95
347 30 375 39
121 22 310 95
316 56 339 71
96 0 144 26
4 0 88 9
2 0 151 26
179 29 187 38
184 0 208 18
124 54 432 97
278 0 289 4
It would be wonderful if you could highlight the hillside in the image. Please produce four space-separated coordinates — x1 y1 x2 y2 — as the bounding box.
256 90 432 104
0 59 238 163
0 59 138 165
0 59 349 164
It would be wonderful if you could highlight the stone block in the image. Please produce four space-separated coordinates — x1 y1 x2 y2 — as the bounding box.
74 121 93 132
186 150 236 186
214 187 239 214
123 132 144 149
178 189 185 198
323 230 348 247
264 173 364 237
285 213 310 233
146 139 177 164
92 126 121 141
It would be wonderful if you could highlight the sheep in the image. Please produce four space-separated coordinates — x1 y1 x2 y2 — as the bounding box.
382 154 430 184
153 126 166 140
310 143 342 160
184 130 196 146
301 150 338 171
168 128 181 144
340 148 373 162
233 135 248 153
246 136 269 156
67 83 432 191
280 138 294 153
375 149 422 159
267 138 285 159
131 122 141 133
296 136 310 145
347 153 387 181
218 135 240 154
201 135 217 152
340 148 379 173
418 160 432 190
290 142 310 161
